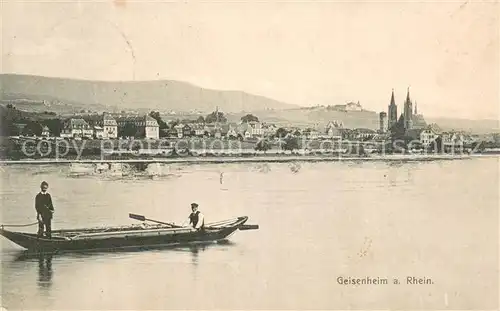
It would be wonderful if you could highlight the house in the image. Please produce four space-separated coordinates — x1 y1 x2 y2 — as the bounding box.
226 125 238 139
82 113 118 139
101 113 118 139
60 118 93 139
116 115 160 139
192 124 206 137
173 124 184 138
249 121 265 137
302 128 320 139
140 115 160 139
326 127 342 140
419 126 439 147
182 124 193 137
93 126 104 139
442 131 477 147
353 128 376 140
41 126 50 137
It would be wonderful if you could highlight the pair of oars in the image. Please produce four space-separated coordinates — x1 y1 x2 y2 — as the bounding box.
129 213 259 230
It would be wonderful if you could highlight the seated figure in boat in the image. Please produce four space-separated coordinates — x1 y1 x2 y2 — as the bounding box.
188 203 205 231
35 181 55 238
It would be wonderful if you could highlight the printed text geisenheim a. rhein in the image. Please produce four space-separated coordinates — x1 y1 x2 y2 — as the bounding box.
337 276 434 285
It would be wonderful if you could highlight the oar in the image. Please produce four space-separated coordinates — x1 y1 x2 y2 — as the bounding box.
239 224 259 231
129 213 180 227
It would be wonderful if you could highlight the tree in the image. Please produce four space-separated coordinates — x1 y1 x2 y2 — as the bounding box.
149 111 168 129
255 139 271 151
205 111 227 123
22 121 43 136
283 136 299 151
275 127 289 138
241 114 259 123
43 119 63 137
196 116 205 124
119 123 138 138
168 119 180 129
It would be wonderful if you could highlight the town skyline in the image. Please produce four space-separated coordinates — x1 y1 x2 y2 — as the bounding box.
2 1 498 119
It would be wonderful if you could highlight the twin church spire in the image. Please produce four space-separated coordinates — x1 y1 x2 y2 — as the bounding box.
387 87 417 131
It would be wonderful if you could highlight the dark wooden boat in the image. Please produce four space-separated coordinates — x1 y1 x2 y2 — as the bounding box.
0 216 258 253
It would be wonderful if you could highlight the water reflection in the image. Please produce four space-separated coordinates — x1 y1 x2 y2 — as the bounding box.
37 254 53 288
13 252 54 289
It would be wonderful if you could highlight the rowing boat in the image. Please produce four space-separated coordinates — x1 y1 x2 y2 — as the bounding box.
0 215 258 253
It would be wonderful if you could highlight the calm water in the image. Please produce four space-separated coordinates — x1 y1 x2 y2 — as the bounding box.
1 158 498 310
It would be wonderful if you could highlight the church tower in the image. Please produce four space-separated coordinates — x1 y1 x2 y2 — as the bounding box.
403 87 413 130
387 89 398 130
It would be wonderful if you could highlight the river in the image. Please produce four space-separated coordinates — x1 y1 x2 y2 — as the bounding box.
1 157 498 310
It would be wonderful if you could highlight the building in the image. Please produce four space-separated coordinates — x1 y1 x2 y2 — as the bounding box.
248 121 264 137
116 115 160 139
420 126 439 147
227 126 238 139
332 101 363 112
82 113 118 139
182 124 193 137
93 126 104 139
325 121 343 140
411 102 427 129
379 112 388 133
41 126 50 137
60 118 93 139
238 121 265 138
192 124 206 137
403 88 413 130
388 89 398 130
101 113 118 139
353 128 376 140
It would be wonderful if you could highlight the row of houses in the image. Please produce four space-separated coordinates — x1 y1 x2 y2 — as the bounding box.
32 112 479 148
59 114 160 139
408 126 478 148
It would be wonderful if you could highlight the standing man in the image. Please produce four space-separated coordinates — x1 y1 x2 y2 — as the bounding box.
35 181 54 238
188 203 204 231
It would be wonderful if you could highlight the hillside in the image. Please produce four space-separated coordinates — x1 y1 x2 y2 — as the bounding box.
231 108 380 129
0 74 296 113
2 74 497 134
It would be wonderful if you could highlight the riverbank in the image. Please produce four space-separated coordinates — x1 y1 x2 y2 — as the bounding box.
0 153 496 165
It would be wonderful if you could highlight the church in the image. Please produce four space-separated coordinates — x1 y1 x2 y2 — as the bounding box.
380 88 426 133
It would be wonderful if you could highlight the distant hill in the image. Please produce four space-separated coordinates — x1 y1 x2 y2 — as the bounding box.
425 117 499 134
233 108 380 129
1 74 498 134
0 74 297 113
231 108 499 134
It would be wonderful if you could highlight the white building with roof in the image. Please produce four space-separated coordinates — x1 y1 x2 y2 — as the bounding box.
60 118 93 139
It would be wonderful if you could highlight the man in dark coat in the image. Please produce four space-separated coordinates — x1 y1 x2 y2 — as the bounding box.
35 181 54 238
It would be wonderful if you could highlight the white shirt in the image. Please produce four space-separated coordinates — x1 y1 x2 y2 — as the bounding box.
194 212 204 229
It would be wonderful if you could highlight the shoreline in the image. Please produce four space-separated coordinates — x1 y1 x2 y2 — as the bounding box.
0 153 497 165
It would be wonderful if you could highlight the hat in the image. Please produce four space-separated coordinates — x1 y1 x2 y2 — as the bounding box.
40 181 49 187
191 202 199 208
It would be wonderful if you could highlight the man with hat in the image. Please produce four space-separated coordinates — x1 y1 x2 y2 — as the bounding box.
187 202 204 231
35 181 55 238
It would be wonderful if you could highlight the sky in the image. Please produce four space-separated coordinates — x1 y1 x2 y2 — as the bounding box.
1 0 499 119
